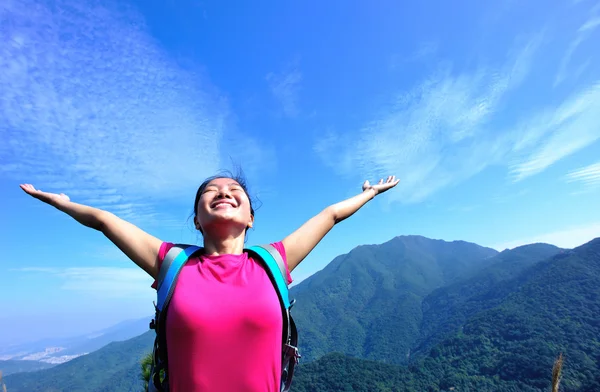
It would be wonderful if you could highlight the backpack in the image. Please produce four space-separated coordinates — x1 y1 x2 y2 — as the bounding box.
147 244 300 392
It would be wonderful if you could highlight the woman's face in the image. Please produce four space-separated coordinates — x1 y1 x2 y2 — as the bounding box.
194 177 254 235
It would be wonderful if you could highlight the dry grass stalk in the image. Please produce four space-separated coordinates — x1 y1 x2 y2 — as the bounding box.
0 370 6 392
552 353 564 392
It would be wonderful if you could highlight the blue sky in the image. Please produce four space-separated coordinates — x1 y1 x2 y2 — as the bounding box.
1 0 599 345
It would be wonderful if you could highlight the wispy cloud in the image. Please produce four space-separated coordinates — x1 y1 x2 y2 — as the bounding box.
554 5 600 86
566 161 600 189
0 0 233 222
315 34 544 203
508 83 600 181
580 16 600 32
490 222 600 250
13 267 152 298
266 66 302 117
315 27 600 203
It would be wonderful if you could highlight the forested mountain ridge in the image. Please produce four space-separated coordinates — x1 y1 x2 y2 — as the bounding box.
5 236 599 392
414 243 563 360
289 235 499 363
292 238 600 391
424 238 600 391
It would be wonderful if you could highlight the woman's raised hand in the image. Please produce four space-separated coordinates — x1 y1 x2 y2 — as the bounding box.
20 184 71 206
362 175 400 196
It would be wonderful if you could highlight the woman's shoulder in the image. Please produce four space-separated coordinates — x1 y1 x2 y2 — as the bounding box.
268 241 286 260
151 242 195 289
249 241 292 285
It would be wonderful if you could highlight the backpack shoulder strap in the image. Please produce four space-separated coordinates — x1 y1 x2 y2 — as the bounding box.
156 244 202 311
246 244 300 392
246 244 290 308
149 244 202 392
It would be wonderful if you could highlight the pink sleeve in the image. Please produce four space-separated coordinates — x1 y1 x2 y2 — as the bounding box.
151 242 175 289
270 241 293 284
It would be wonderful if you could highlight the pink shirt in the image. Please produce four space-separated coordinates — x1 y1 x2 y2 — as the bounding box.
151 241 293 392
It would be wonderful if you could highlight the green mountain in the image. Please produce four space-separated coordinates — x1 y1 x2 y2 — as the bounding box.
4 332 154 392
294 238 600 391
413 243 562 360
0 360 56 376
416 238 600 391
5 236 599 392
292 352 419 392
290 235 498 363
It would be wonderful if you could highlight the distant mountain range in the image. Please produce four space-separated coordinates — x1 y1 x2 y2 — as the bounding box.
0 316 150 375
4 235 600 391
3 332 154 392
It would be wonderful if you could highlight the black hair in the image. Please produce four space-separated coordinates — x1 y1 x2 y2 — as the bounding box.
192 168 257 235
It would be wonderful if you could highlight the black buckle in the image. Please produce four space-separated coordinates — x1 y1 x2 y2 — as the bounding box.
283 344 301 363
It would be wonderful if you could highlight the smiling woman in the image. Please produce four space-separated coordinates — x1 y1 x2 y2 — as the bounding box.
19 170 399 392
192 172 256 238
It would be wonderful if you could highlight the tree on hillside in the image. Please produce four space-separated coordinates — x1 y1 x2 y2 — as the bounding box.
141 352 152 390
141 351 167 391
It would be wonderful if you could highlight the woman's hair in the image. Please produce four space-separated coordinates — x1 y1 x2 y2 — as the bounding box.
192 168 256 235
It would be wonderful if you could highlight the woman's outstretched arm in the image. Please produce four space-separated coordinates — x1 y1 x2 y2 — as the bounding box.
20 184 163 279
282 176 399 272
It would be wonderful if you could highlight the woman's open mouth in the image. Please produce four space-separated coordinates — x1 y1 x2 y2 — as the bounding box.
212 201 236 209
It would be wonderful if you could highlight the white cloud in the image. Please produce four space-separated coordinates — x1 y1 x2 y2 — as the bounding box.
490 222 600 251
566 161 600 189
579 16 600 32
0 0 236 222
314 35 542 203
15 267 57 273
509 83 600 181
554 6 600 87
555 36 584 87
13 266 153 298
266 67 302 117
314 30 600 203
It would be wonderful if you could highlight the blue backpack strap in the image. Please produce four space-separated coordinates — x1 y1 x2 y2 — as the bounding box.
149 244 202 392
156 244 202 311
246 244 290 308
245 244 300 392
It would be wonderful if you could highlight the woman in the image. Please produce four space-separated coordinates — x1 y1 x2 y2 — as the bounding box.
20 173 399 391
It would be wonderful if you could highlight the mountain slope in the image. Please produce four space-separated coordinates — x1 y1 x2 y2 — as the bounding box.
294 238 600 391
4 331 154 392
290 235 498 363
59 317 151 356
292 352 419 392
414 243 562 359
291 351 544 392
416 238 600 391
0 360 55 376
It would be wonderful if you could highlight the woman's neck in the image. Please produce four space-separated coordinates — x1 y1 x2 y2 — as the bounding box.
202 232 246 256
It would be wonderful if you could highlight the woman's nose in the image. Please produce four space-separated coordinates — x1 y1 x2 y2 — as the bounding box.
216 189 232 198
